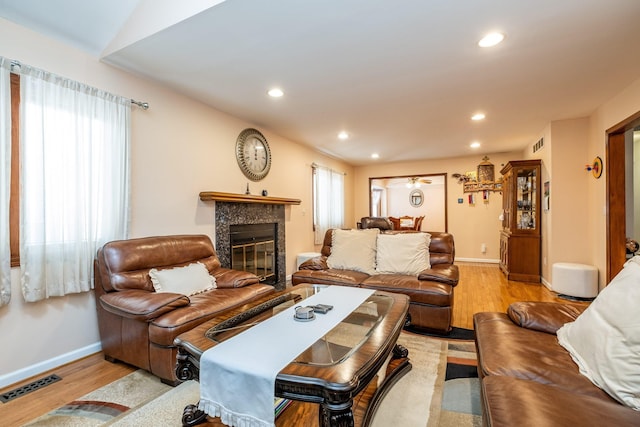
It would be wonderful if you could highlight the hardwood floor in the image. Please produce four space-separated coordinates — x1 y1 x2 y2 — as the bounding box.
452 261 576 330
1 262 581 426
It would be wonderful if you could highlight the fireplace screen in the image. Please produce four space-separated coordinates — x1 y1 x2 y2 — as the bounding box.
230 223 277 284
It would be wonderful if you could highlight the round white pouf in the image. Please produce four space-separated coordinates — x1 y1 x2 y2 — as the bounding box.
296 252 321 270
551 263 598 299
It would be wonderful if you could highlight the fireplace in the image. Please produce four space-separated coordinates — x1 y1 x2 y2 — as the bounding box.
230 223 277 285
213 200 287 290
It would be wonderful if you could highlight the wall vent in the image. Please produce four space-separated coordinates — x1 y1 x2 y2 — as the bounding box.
533 137 544 153
0 374 62 403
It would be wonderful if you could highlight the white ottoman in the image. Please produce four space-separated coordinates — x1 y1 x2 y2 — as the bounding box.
296 252 321 270
551 263 598 299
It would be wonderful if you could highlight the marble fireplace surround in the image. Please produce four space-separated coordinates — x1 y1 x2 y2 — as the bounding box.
200 192 301 290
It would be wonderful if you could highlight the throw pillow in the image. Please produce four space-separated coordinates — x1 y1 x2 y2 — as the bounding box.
375 232 431 275
327 228 379 275
556 261 640 410
149 262 216 296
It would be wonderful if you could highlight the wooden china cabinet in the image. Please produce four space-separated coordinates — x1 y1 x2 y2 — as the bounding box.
499 160 541 282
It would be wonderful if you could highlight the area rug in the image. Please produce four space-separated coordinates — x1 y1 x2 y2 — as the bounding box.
26 332 481 426
24 370 172 426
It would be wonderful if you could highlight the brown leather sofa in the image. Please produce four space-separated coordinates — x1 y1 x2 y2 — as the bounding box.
292 229 459 334
94 234 274 384
474 302 640 426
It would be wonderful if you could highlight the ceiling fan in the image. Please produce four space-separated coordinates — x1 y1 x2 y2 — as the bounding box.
406 177 432 188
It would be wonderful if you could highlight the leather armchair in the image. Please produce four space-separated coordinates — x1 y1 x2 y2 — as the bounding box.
94 234 274 384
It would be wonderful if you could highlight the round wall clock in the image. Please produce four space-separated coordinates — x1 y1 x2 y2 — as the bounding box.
235 128 272 181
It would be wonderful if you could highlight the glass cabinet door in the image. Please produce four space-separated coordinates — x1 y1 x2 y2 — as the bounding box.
515 168 537 230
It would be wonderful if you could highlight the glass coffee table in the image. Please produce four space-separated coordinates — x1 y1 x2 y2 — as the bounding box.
174 284 410 427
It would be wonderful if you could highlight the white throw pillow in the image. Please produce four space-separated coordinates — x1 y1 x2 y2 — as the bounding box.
375 232 431 275
556 261 640 410
327 229 379 275
149 262 216 296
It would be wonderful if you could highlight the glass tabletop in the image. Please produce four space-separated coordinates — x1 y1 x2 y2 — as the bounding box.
204 285 393 366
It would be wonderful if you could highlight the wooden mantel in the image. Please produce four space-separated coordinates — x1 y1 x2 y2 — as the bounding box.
199 191 301 205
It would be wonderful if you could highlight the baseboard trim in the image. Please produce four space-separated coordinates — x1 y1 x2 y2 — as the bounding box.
0 342 102 389
456 257 500 264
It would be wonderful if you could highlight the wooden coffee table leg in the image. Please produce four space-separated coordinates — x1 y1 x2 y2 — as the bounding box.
182 403 207 427
319 401 355 427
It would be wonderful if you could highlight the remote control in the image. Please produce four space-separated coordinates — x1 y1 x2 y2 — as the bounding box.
312 304 333 314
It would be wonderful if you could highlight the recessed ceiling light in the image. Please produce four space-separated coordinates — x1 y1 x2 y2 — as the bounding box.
478 32 505 48
338 131 349 140
371 153 380 159
470 141 481 149
471 113 486 121
267 88 284 98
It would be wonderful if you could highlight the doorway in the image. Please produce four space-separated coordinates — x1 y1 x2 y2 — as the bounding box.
369 173 448 232
606 110 640 282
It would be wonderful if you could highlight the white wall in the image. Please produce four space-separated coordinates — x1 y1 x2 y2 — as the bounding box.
588 75 640 288
0 18 353 387
385 184 446 231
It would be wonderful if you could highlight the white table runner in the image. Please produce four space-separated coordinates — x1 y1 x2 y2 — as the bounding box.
198 286 375 427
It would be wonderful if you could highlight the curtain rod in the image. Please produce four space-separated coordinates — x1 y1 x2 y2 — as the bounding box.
131 99 149 110
311 163 347 175
5 58 150 111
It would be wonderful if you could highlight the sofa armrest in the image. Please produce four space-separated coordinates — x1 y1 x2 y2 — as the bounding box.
100 290 190 321
507 301 587 334
298 256 328 271
418 264 459 286
213 268 260 288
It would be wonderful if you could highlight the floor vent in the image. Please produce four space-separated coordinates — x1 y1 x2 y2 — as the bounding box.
0 374 62 403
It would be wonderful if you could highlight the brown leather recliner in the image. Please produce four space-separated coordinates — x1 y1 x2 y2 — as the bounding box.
94 234 274 384
292 229 459 334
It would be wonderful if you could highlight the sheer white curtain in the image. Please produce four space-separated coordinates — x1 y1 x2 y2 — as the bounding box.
0 59 11 307
313 164 344 244
371 188 383 217
19 65 130 302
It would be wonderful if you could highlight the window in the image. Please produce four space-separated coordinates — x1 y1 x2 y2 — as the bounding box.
312 164 344 244
5 59 131 302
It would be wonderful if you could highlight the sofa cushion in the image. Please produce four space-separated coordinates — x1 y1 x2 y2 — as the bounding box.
149 285 274 346
557 260 640 410
361 274 453 307
482 376 640 427
375 232 430 275
474 312 612 401
291 268 369 287
507 301 586 334
149 262 216 296
327 228 379 275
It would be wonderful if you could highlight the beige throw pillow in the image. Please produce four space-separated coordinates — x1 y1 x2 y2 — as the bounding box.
327 228 379 275
556 260 640 410
149 262 216 296
375 232 431 275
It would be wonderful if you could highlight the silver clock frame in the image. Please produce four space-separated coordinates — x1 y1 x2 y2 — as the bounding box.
236 128 272 181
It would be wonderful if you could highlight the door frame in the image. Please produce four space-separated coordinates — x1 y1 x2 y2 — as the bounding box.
606 110 640 282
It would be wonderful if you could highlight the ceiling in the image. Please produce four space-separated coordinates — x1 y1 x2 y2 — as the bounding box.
2 0 640 166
